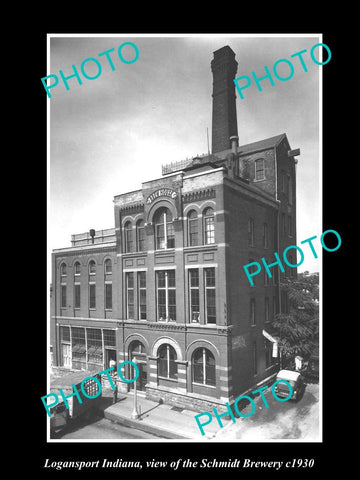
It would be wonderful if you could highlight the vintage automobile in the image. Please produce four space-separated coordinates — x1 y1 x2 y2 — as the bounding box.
273 369 306 401
49 370 102 433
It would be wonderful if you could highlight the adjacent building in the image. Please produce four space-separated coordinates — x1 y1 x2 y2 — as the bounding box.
50 45 299 412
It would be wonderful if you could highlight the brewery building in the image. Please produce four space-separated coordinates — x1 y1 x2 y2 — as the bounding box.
50 45 299 412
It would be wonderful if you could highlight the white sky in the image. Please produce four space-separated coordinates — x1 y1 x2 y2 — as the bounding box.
48 34 323 273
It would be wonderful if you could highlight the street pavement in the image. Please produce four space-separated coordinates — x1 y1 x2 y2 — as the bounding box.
215 382 320 441
53 383 320 441
58 416 162 440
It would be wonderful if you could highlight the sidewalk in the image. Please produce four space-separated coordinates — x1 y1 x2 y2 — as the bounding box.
98 390 226 440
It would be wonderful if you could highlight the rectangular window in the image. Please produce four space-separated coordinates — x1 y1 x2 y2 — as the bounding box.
204 216 215 245
265 297 270 322
89 283 96 309
126 273 134 319
188 218 199 246
156 224 165 250
255 158 265 180
105 282 112 310
71 326 86 370
273 295 277 320
74 283 81 309
250 298 256 326
189 269 200 322
137 224 145 252
204 268 216 324
288 215 293 237
253 341 258 375
264 268 269 286
125 228 134 253
281 213 286 236
265 340 272 368
103 329 116 347
60 325 70 343
157 270 176 321
248 218 254 247
248 259 257 286
263 222 268 248
61 284 67 308
138 271 146 319
86 328 103 370
288 175 293 205
166 223 175 248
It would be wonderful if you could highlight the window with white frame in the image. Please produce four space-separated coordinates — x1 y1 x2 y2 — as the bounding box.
104 259 112 274
154 207 175 249
124 221 134 253
138 271 147 319
188 210 199 246
89 283 96 309
89 260 96 275
136 219 145 252
61 283 67 308
156 270 176 321
74 261 81 275
204 268 216 324
192 347 216 386
60 262 67 277
105 282 112 310
158 344 177 379
189 269 200 322
203 207 215 245
74 283 81 309
126 272 134 318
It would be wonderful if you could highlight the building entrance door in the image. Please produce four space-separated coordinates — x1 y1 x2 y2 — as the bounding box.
135 361 147 392
61 343 71 368
105 348 117 368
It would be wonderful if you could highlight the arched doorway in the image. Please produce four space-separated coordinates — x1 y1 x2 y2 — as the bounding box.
128 340 147 392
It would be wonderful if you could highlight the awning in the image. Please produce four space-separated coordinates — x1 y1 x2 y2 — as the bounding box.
262 330 278 358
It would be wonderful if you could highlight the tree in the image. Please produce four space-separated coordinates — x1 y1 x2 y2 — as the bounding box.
273 272 319 369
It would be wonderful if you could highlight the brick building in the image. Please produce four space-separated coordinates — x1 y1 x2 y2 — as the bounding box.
50 45 299 412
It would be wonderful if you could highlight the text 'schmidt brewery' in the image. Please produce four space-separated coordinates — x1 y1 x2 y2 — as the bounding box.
50 46 299 413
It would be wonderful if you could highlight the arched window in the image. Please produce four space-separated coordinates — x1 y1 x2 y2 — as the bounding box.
104 259 112 274
154 207 175 249
136 219 145 252
60 262 67 276
124 221 133 253
192 348 215 386
203 207 215 245
88 261 96 309
74 262 81 309
74 261 81 275
255 158 265 181
158 344 177 379
88 260 96 275
129 340 146 358
188 210 198 246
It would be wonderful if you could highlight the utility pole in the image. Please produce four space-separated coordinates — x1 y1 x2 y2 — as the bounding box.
131 357 140 419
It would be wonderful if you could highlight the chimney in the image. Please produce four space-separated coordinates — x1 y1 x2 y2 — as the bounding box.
89 229 95 244
211 46 239 154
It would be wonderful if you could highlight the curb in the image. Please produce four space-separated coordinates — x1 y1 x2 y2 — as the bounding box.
102 408 190 439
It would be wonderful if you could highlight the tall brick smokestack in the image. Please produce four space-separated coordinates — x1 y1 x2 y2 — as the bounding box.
211 46 239 154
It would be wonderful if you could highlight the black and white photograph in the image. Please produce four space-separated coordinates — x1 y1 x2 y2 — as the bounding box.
36 29 346 473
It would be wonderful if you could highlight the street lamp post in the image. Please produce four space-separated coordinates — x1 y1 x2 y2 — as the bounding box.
131 357 140 419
